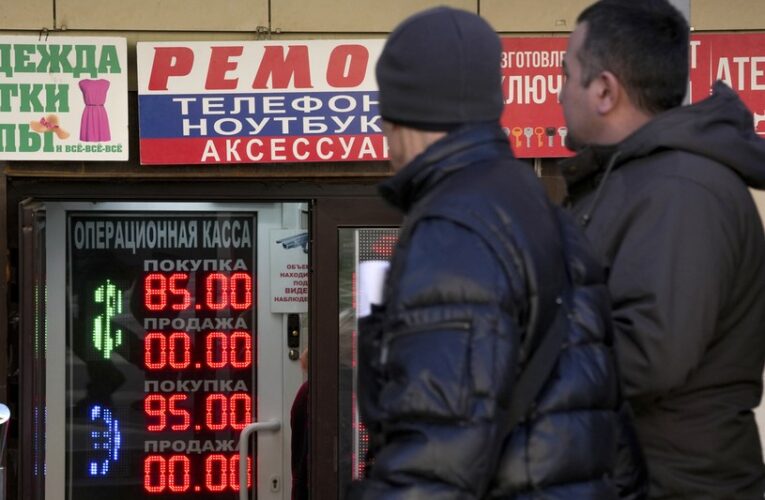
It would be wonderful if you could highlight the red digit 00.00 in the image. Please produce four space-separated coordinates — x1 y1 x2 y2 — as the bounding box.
144 331 252 370
143 454 252 493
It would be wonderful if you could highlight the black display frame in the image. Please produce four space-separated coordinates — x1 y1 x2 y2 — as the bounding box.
65 210 258 500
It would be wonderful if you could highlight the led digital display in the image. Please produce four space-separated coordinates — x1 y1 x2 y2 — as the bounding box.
67 213 257 499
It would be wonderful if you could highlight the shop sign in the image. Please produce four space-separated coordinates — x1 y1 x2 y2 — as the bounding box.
0 36 128 160
499 37 569 158
499 33 765 158
137 40 385 165
137 34 765 165
689 34 765 136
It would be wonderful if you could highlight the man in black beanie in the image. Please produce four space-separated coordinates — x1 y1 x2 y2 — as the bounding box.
350 6 644 499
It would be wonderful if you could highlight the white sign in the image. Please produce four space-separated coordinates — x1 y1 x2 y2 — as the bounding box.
136 39 387 164
270 229 309 313
357 260 389 318
0 36 129 160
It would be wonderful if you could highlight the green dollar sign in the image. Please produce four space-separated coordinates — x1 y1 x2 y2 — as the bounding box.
93 280 123 359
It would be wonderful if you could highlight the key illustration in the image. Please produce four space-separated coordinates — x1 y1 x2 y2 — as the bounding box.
534 127 545 147
558 127 568 147
511 127 523 147
523 127 534 148
93 279 123 359
545 127 556 147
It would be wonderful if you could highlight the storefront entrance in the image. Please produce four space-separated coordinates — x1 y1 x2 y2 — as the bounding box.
19 200 307 499
6 180 400 500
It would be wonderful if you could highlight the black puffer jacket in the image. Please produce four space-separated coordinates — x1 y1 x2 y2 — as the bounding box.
350 123 631 498
563 82 765 498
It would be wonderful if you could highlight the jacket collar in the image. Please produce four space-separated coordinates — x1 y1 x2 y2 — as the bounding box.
560 143 619 188
562 82 765 195
379 123 511 212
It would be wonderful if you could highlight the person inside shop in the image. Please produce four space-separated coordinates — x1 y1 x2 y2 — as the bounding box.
290 348 309 500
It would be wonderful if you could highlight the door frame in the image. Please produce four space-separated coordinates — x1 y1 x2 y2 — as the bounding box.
310 197 401 499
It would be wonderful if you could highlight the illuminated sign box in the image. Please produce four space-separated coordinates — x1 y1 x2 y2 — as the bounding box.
0 36 129 161
65 211 257 498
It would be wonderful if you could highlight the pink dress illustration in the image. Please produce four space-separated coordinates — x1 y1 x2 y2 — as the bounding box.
79 79 111 142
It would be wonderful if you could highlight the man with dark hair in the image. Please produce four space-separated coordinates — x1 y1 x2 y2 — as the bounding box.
349 6 643 499
576 0 688 115
561 0 765 497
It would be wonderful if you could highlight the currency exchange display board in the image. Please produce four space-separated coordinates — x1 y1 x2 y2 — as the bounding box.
66 212 256 498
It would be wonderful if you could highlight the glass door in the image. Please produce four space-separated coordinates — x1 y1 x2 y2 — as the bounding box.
337 228 399 485
22 201 307 500
310 197 400 500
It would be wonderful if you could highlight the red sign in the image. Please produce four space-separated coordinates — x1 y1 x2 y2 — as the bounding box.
500 37 569 158
690 34 765 137
500 34 765 158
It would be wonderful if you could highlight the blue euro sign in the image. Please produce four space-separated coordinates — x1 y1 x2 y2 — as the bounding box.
93 280 123 359
88 405 122 477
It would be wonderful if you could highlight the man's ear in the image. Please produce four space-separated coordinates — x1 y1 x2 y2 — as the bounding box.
593 70 622 115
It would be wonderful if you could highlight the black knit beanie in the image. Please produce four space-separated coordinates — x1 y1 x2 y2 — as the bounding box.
376 6 504 130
